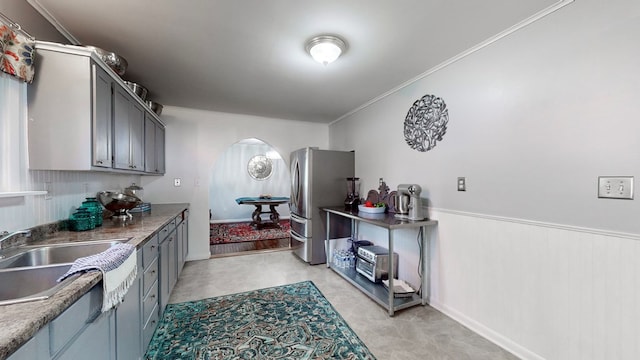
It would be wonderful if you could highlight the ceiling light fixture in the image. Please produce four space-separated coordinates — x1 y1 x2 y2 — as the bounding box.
305 35 347 65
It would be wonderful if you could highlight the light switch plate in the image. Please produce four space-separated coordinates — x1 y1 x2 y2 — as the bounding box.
598 176 633 199
457 177 466 191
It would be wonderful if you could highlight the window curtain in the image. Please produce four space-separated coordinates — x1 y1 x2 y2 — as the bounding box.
0 22 35 83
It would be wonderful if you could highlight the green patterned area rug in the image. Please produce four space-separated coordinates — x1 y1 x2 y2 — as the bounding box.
146 281 376 359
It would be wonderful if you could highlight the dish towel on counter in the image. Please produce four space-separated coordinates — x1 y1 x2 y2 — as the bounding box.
58 243 137 312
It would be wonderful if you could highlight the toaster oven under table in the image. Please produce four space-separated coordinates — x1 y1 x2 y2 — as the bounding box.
322 206 438 316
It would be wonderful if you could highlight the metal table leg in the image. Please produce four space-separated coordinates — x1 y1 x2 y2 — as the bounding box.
388 229 395 316
325 212 331 268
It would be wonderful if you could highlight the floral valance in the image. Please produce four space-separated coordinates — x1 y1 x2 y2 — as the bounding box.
0 22 35 83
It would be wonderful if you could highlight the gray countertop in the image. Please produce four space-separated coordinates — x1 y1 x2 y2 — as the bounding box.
0 203 189 360
322 206 438 229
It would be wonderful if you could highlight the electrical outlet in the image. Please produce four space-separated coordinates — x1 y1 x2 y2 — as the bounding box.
174 178 181 187
44 181 52 200
598 176 633 199
457 177 466 191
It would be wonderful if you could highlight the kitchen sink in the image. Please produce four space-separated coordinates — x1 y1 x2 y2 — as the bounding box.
0 264 80 306
0 238 131 269
0 238 131 305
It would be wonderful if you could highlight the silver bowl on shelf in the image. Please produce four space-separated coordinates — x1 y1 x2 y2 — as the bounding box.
97 191 142 223
86 46 128 76
123 81 148 101
145 100 163 115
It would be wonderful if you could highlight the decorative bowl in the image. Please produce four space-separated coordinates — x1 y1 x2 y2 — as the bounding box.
96 191 142 213
145 100 163 115
86 46 128 76
358 205 386 214
123 81 148 101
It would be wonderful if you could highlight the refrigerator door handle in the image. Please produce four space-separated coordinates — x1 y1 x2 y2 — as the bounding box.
290 230 307 243
290 213 307 223
291 157 300 210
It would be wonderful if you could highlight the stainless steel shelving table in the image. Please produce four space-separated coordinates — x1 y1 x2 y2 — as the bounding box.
322 206 438 316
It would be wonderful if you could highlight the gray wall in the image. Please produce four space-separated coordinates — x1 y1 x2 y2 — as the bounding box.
331 0 640 234
0 0 68 43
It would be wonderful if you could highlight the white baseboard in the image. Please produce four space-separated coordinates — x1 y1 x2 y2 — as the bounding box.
185 252 212 261
428 300 546 360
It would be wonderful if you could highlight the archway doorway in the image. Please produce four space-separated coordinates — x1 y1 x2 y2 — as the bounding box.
208 138 291 256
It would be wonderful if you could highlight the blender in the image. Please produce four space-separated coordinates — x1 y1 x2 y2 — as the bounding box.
344 177 360 211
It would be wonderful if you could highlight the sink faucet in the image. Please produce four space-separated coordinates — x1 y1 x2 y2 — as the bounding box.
0 230 32 248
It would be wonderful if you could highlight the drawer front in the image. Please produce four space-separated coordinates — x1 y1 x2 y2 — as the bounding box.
143 257 158 296
290 213 310 238
142 235 159 269
143 280 159 324
158 219 176 243
49 284 102 356
142 303 159 351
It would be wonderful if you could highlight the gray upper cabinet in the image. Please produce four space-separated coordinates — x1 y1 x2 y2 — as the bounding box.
27 41 165 174
93 66 113 168
114 87 145 171
156 125 166 174
144 113 165 174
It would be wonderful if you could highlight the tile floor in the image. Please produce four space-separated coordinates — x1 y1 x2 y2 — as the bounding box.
169 250 519 360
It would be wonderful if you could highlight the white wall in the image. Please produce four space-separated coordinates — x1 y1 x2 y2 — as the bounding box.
331 0 640 358
141 107 328 260
209 140 290 222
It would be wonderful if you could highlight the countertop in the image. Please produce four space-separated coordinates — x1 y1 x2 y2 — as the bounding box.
322 206 438 229
0 203 189 360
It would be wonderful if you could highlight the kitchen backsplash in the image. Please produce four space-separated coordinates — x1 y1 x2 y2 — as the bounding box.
0 170 139 232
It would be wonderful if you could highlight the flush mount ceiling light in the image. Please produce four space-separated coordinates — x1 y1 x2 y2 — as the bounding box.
305 35 347 65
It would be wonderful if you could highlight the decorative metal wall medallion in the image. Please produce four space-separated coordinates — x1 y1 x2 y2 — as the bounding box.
404 94 449 152
247 155 273 180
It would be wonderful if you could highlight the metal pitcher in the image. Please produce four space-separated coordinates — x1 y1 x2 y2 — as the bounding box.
395 193 410 215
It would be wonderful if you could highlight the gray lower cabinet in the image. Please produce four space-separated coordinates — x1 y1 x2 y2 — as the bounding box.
115 251 142 360
8 212 190 360
6 326 49 360
159 229 177 314
176 212 189 276
56 310 115 360
141 235 160 355
8 285 116 360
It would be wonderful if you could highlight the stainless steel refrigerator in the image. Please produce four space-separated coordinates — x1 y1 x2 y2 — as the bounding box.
289 147 354 264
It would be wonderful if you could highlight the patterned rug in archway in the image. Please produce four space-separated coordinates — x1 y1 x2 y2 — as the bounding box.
210 220 290 244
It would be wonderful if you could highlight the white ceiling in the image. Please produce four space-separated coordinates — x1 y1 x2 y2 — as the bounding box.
28 0 558 123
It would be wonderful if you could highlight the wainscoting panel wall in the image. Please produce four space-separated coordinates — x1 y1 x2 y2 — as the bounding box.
428 209 640 360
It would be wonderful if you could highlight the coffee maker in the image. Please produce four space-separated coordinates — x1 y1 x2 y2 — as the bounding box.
344 177 360 211
394 184 424 220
